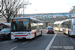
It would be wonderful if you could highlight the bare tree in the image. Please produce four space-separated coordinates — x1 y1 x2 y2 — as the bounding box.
0 0 3 12
69 6 75 13
0 0 29 22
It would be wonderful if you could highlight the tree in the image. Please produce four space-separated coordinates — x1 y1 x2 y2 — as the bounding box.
69 6 75 13
0 0 29 22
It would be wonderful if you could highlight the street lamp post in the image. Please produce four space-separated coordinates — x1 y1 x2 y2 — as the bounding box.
23 0 31 17
23 0 24 17
44 16 46 28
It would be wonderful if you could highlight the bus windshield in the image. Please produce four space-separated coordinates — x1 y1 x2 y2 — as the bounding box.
11 18 31 32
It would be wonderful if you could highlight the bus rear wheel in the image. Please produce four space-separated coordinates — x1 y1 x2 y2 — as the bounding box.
40 31 42 36
34 33 36 38
68 31 72 37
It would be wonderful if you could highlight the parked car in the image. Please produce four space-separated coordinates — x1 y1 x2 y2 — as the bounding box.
46 27 54 34
0 28 11 40
0 23 11 31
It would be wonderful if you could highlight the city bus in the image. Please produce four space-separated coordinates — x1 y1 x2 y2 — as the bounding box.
62 19 75 36
53 21 64 31
11 17 43 40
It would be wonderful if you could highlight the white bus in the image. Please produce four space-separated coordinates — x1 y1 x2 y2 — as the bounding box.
11 17 43 40
53 21 64 31
63 19 75 36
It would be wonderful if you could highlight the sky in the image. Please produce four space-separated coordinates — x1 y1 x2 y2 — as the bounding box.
19 0 75 14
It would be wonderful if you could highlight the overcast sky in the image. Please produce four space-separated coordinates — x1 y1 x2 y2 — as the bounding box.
19 0 75 14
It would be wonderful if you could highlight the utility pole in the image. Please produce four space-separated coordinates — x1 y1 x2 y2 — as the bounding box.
22 0 31 17
23 0 24 17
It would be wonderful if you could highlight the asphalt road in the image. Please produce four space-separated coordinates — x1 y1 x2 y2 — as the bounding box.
0 30 75 50
50 31 75 50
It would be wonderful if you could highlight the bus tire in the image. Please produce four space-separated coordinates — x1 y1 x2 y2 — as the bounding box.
64 33 65 34
63 32 65 34
68 31 72 37
68 32 70 36
40 31 42 36
32 33 36 40
59 30 60 32
34 33 36 38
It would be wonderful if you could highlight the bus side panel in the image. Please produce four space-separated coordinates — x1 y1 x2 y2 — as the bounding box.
72 19 75 35
53 24 60 31
59 24 63 32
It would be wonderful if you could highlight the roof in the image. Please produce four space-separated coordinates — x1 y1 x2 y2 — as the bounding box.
54 19 72 24
11 17 38 19
38 23 43 25
11 17 40 22
0 23 11 25
65 19 71 21
11 17 31 19
54 21 64 24
18 12 69 15
3 23 11 25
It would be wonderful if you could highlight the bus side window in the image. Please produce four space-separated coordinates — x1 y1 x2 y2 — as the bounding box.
64 25 68 28
39 25 43 29
31 26 37 30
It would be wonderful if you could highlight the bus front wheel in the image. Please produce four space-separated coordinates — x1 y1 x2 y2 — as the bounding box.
40 31 42 36
68 31 72 37
34 33 36 38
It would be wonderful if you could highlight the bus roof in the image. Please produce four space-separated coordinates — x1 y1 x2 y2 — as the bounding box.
11 17 40 22
54 21 64 24
54 19 72 24
11 17 36 19
65 19 71 21
38 23 43 25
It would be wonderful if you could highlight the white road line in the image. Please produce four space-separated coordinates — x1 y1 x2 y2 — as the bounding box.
22 41 28 45
70 38 75 44
45 33 57 50
11 46 18 50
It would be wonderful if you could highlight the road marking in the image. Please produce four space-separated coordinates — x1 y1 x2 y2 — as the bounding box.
11 46 18 50
70 38 75 44
22 41 28 45
45 33 57 50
